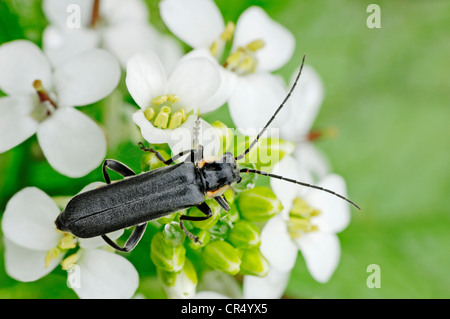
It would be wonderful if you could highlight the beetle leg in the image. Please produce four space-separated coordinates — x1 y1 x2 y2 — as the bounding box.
214 195 230 211
101 223 147 252
102 159 135 184
179 202 212 243
138 142 195 165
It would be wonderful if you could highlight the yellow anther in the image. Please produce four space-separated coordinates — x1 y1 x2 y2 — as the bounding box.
167 94 179 103
61 253 80 271
220 21 235 41
152 95 168 105
144 107 155 121
58 233 77 250
210 40 220 57
154 106 171 129
45 247 62 269
288 197 321 238
238 55 257 74
33 79 44 92
246 39 265 52
168 110 185 129
224 50 244 69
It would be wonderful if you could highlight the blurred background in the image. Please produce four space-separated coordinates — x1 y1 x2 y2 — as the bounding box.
0 0 449 298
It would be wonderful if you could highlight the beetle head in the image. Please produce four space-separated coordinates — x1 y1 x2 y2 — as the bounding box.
198 152 241 197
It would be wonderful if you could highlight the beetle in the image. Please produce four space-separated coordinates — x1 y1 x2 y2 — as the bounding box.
55 56 361 252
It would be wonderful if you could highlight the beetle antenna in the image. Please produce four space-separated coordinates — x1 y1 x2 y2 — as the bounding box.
235 55 306 161
240 167 362 211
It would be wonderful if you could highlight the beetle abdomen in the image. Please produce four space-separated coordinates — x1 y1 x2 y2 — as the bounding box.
57 163 205 238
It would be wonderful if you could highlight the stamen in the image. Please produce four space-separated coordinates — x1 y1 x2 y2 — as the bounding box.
61 253 80 271
154 106 171 129
246 39 265 52
220 22 235 41
288 197 321 238
33 80 57 111
144 107 155 121
58 233 77 250
152 95 168 105
45 247 62 269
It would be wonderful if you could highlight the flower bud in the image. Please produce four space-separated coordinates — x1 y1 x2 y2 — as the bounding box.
150 224 186 272
187 229 211 250
252 138 295 172
227 220 260 248
158 259 198 299
239 248 269 277
237 186 283 222
203 240 241 275
187 199 221 229
141 148 171 171
211 121 234 155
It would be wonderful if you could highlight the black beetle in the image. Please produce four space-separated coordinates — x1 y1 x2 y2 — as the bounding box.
55 56 360 252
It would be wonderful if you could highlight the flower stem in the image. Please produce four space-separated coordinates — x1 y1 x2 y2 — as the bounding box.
90 0 101 28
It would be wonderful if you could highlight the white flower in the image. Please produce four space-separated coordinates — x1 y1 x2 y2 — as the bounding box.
244 155 351 298
42 0 183 70
1 186 139 299
126 51 222 156
0 40 120 177
160 0 295 119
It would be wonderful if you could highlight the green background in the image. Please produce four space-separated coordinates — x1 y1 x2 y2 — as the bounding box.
0 0 449 298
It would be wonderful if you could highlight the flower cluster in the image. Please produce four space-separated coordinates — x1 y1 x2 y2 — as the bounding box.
0 0 354 299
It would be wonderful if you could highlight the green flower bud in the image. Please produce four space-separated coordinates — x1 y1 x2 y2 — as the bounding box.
211 121 234 155
141 148 171 171
158 259 198 299
234 136 294 171
233 163 257 192
223 188 236 205
188 199 221 229
239 248 269 277
157 212 178 225
203 240 241 275
188 229 211 250
151 224 186 272
237 186 283 222
227 220 260 248
222 202 240 224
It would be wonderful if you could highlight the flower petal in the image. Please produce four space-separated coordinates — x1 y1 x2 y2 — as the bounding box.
0 40 52 96
100 0 149 25
0 96 39 153
73 249 139 299
168 115 221 158
294 142 330 181
233 6 295 72
37 107 106 177
132 109 175 145
168 57 221 112
103 23 183 71
2 187 61 251
180 48 237 112
43 26 100 68
243 267 290 299
126 51 168 109
260 216 298 272
305 174 351 233
280 66 324 141
53 49 120 107
160 0 224 49
79 230 124 249
4 238 63 282
228 73 287 134
294 232 341 283
43 0 92 29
